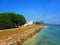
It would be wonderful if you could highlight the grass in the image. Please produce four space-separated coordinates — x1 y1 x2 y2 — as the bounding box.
0 25 42 40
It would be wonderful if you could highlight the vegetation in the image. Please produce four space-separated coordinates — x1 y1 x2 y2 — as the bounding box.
0 25 41 39
0 12 26 29
35 20 45 25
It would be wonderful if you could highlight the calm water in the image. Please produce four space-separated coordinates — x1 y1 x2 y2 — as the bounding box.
24 25 60 45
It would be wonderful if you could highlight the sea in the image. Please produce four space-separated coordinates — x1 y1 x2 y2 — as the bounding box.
23 24 60 45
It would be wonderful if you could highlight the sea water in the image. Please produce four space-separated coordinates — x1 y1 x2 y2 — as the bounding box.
24 24 60 45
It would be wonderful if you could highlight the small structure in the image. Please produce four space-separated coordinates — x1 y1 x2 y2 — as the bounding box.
24 20 33 26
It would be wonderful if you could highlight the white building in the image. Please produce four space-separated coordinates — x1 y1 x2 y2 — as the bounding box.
24 20 33 26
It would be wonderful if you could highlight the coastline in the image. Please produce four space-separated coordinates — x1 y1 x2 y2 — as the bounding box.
20 25 45 45
23 25 45 45
0 25 45 45
23 30 39 45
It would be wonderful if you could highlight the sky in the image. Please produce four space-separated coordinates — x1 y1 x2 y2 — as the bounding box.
0 0 60 24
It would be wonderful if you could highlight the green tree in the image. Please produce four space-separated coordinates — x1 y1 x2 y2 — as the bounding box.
0 12 26 29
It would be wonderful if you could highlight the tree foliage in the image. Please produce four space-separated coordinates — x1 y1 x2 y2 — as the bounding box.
0 12 26 29
35 21 44 25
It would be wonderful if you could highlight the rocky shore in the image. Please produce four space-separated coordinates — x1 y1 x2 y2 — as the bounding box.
0 25 44 45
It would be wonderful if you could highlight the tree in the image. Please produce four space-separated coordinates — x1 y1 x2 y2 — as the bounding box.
35 20 44 25
0 12 26 29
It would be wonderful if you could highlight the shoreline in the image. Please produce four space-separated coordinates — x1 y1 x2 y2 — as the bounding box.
22 30 39 45
16 25 45 45
23 25 45 45
0 25 45 45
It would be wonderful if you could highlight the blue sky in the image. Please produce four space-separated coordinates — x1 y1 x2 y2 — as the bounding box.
0 0 60 24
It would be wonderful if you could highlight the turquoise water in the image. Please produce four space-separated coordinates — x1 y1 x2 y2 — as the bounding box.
24 25 60 45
